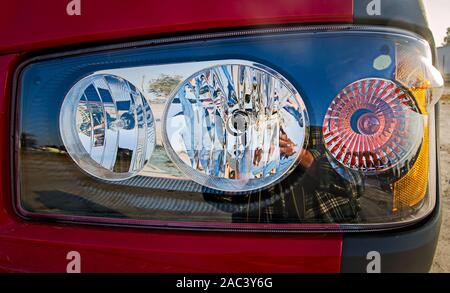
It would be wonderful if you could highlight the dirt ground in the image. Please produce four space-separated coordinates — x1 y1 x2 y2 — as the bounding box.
431 97 450 272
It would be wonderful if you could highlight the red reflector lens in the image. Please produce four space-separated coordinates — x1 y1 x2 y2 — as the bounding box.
323 78 423 173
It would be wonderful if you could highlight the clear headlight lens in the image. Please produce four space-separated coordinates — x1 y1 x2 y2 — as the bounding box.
18 27 444 230
163 63 308 191
60 74 156 180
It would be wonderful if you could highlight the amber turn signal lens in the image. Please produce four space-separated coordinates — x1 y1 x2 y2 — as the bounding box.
393 125 428 211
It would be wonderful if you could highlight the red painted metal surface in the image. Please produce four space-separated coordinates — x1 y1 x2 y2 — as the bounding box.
0 54 342 272
0 0 349 272
0 0 353 54
0 55 16 228
0 223 342 272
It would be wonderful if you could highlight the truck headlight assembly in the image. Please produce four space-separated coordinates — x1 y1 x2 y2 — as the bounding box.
15 26 443 231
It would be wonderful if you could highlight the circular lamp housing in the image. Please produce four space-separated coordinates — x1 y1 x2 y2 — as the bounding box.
60 74 155 180
323 78 423 174
163 62 309 192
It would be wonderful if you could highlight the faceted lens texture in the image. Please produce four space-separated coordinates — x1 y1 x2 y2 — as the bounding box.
323 78 423 173
163 63 308 191
60 74 155 180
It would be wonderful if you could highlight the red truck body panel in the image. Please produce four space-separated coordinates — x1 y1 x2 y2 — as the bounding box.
0 0 352 54
0 0 353 272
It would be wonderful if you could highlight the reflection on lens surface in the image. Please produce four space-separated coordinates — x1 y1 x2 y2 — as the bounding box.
61 74 155 180
163 62 308 191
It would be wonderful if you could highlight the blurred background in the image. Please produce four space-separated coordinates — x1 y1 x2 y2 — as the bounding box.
424 0 450 272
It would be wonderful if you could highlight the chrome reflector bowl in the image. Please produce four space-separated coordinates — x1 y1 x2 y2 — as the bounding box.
60 74 155 180
162 62 308 191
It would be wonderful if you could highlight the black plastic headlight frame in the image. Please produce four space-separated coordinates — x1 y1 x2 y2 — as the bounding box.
12 25 444 232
